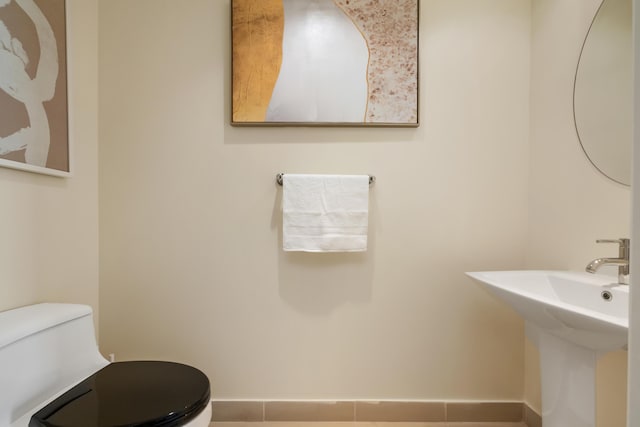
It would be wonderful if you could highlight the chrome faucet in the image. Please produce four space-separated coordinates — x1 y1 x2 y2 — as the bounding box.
585 238 630 284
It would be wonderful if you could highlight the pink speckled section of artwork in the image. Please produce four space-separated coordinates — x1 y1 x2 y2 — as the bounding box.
334 0 418 124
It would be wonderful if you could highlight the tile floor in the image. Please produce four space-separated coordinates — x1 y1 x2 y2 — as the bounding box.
210 423 528 427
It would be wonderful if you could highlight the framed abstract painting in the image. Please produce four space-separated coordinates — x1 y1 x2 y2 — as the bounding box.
232 0 419 127
0 0 70 176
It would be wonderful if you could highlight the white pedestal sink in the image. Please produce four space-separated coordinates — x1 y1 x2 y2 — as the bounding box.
467 271 628 427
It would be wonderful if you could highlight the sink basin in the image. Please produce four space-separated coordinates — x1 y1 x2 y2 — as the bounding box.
466 270 629 427
466 270 628 351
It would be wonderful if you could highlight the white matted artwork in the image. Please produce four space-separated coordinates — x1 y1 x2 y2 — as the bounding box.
232 0 419 127
0 0 69 176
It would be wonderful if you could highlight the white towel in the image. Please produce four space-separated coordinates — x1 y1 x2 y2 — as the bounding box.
283 174 369 252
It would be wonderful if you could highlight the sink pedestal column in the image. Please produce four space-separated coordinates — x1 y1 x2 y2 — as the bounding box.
528 324 597 427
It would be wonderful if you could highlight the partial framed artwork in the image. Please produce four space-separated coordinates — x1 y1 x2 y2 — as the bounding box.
231 0 419 127
0 0 70 177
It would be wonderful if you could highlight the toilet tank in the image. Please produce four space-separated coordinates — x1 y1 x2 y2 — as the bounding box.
0 303 109 426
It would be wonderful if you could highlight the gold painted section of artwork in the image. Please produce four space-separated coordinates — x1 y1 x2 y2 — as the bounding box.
232 0 284 123
334 0 418 124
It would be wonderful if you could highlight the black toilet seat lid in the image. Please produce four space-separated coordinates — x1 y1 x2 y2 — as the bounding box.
30 361 210 427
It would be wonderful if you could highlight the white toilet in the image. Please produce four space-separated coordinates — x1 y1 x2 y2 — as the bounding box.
0 303 212 427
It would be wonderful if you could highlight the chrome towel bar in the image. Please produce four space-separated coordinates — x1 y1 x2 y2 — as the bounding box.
276 173 376 187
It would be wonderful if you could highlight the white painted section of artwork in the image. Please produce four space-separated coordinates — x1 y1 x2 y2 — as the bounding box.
266 0 369 123
0 0 58 166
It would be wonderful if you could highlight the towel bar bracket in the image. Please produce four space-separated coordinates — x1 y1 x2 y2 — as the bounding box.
276 173 375 187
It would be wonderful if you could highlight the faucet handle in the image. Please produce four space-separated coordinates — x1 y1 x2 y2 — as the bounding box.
596 238 630 246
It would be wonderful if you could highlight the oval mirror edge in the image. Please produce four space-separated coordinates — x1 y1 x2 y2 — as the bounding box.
572 0 631 187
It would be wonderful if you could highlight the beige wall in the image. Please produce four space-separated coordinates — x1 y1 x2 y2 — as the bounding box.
98 0 531 400
0 0 99 317
527 0 629 425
